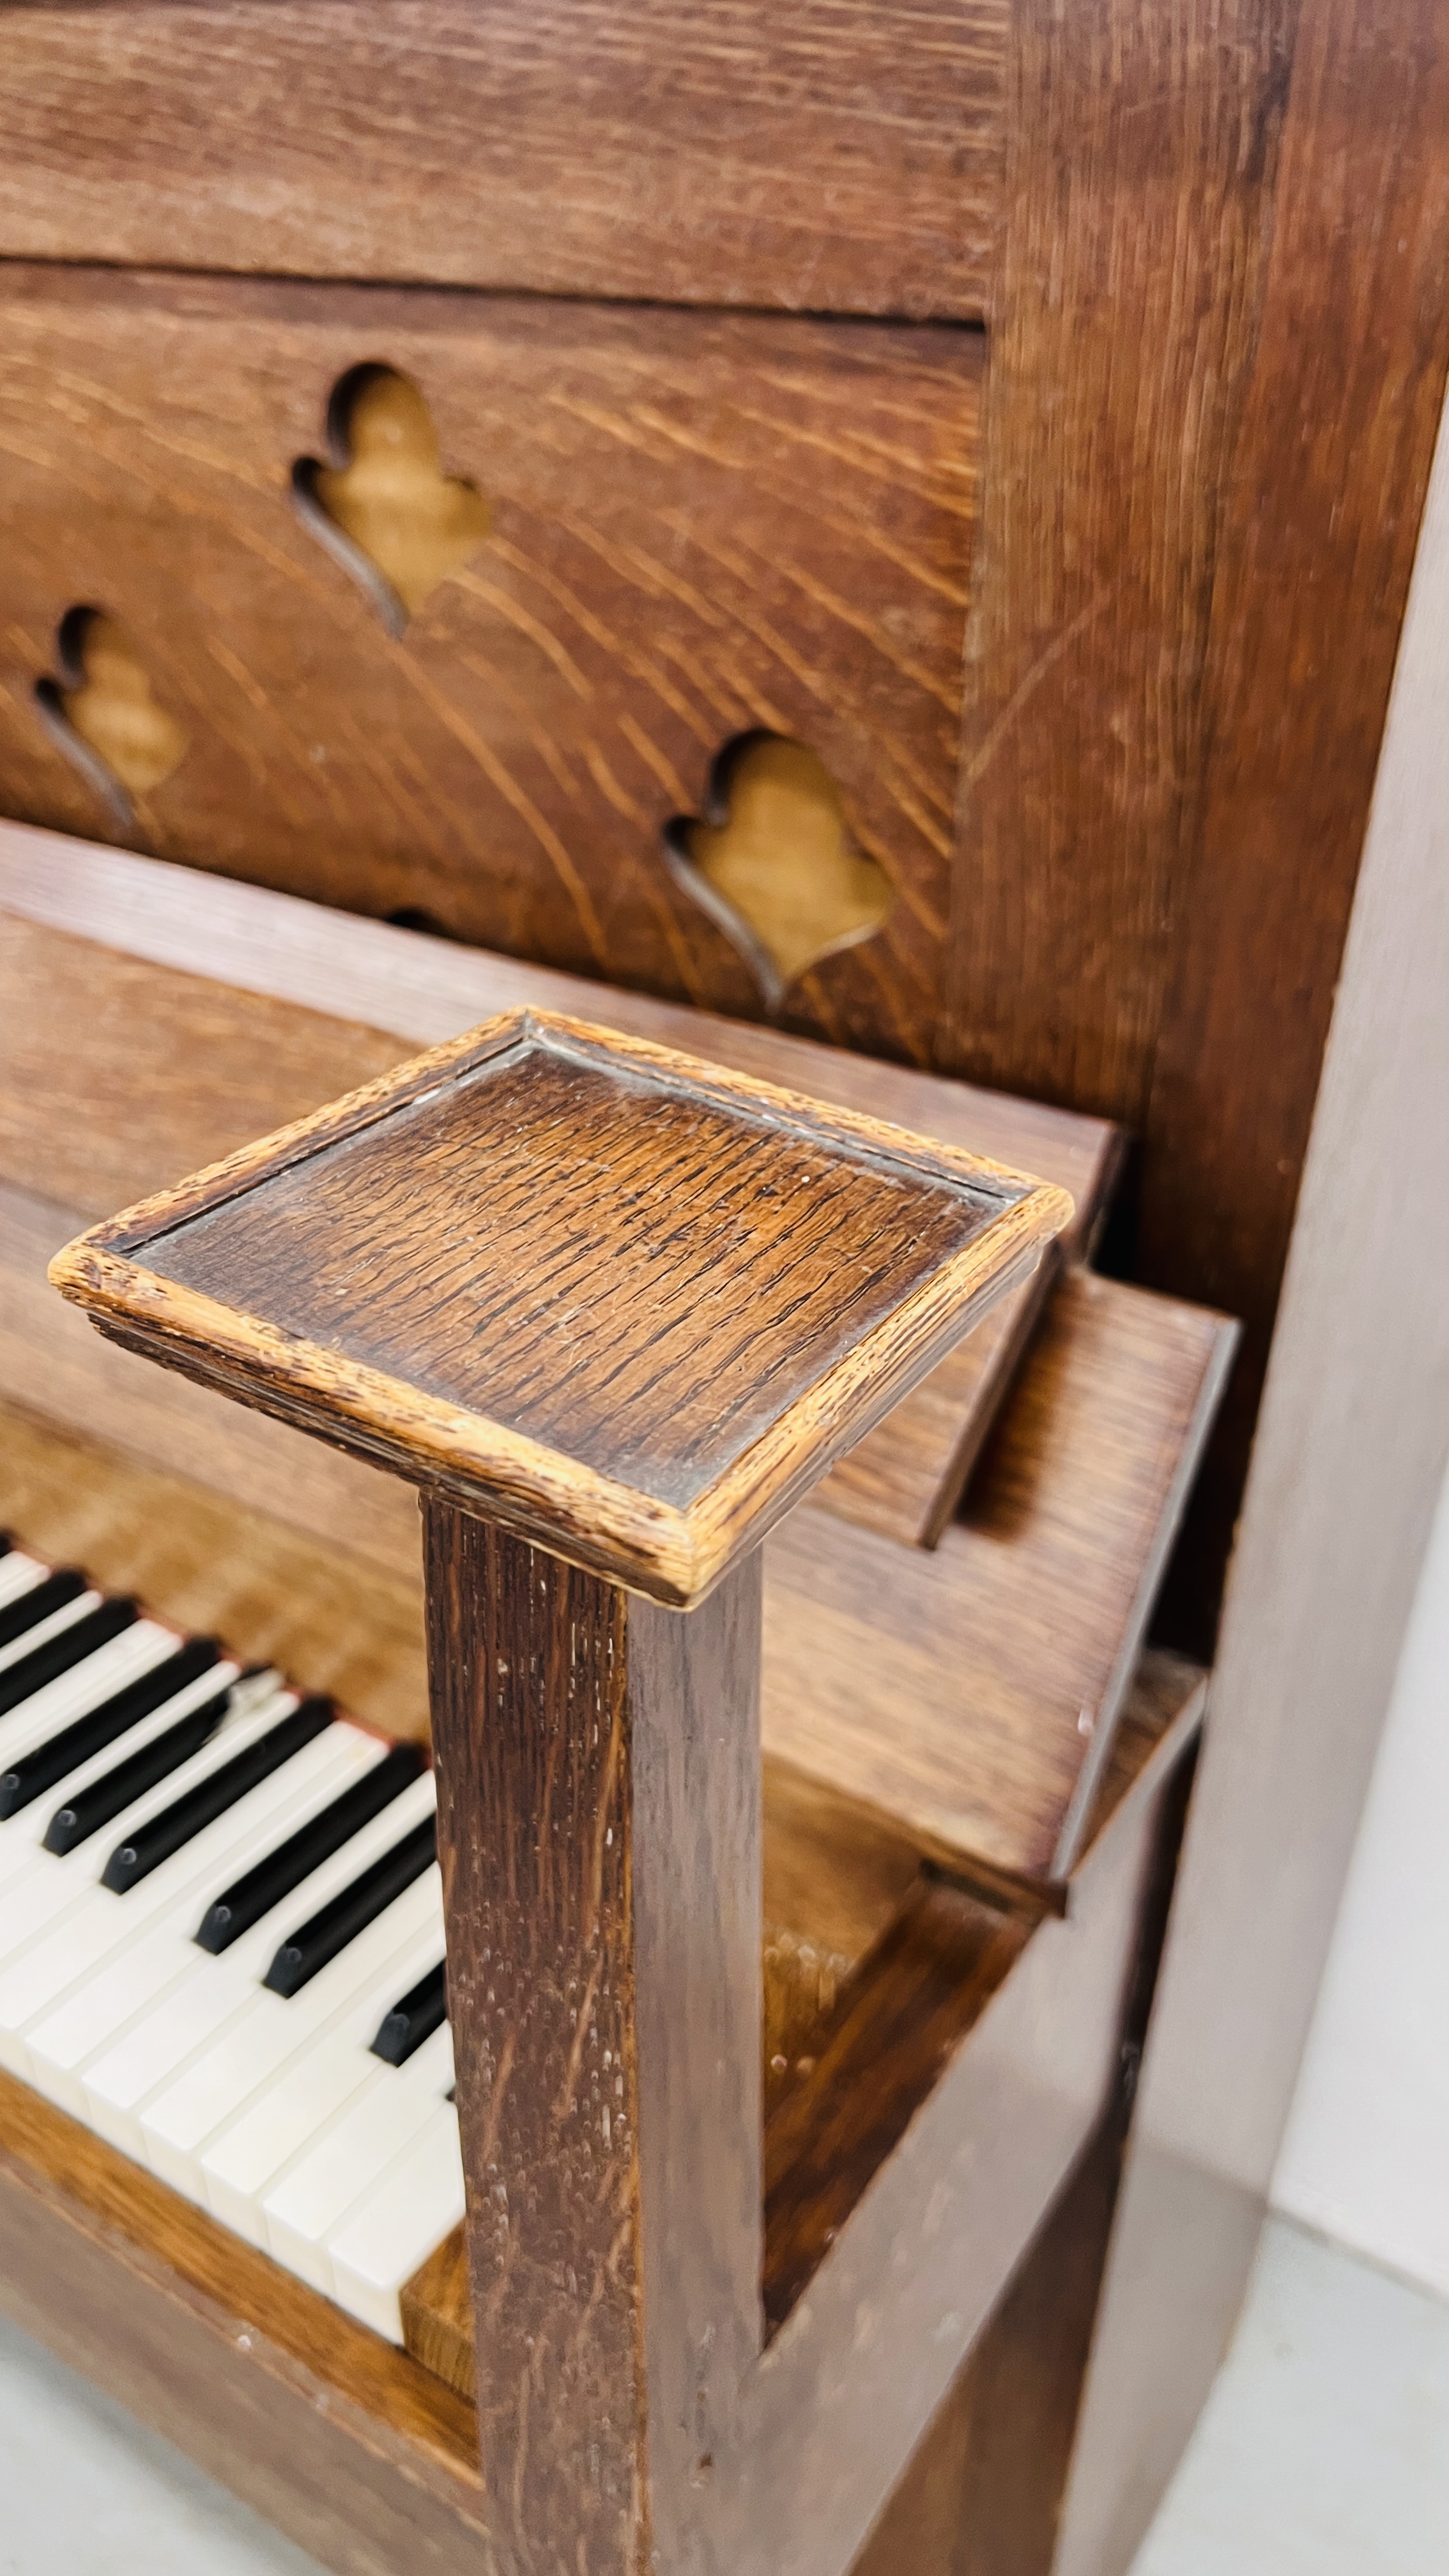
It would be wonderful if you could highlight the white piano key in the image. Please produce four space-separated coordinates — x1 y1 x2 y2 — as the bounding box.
326 2102 465 2342
0 1701 371 2075
0 1620 179 1795
0 1653 241 1865
0 1671 295 1965
261 2020 456 2291
24 1712 395 2117
199 1925 447 2244
66 1767 434 2144
140 1865 443 2201
0 1586 103 1676
0 1551 47 1613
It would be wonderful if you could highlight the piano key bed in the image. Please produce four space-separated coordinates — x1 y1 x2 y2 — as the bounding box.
0 1531 461 2343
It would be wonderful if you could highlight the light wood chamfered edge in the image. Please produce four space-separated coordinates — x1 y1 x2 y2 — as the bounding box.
49 1008 1072 1607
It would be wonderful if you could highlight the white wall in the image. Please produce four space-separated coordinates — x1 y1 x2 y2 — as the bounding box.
1272 1455 1449 2293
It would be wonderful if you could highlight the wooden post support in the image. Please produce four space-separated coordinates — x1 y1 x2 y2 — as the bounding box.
50 1006 1069 2573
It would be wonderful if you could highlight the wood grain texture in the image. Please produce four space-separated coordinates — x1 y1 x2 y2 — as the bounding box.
402 1651 1202 2410
763 1273 1235 1895
940 0 1449 1643
763 1876 1029 2333
0 1179 422 1584
0 1 1006 318
716 1677 1197 2576
0 828 1118 1236
0 263 980 1061
0 2066 489 2576
401 2224 479 2411
942 0 1298 1123
761 1651 1201 2345
0 1397 429 1741
1 873 1119 1554
818 1259 1055 1548
53 1009 1066 1606
425 1506 762 2576
1134 0 1449 1645
0 914 408 1218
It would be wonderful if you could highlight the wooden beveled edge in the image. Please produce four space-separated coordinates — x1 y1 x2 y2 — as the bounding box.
1046 1310 1240 1885
49 1008 1073 1608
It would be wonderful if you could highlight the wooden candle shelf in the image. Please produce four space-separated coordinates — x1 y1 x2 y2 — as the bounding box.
49 993 1069 2570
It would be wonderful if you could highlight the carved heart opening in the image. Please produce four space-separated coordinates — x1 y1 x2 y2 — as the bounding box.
34 606 187 826
665 732 894 1013
293 364 493 633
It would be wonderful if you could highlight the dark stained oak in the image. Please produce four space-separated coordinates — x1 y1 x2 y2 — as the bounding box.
0 1 1006 318
0 913 410 1220
763 1274 1236 1896
426 1506 763 2573
849 1686 1200 2576
849 2108 1130 2576
1135 0 1449 1644
818 1258 1059 1549
940 0 1449 1643
0 1179 424 1593
0 265 980 1062
0 1396 429 1743
52 1008 1068 1606
763 1876 1029 2333
0 878 1120 1556
401 1650 1204 2408
943 0 1300 1126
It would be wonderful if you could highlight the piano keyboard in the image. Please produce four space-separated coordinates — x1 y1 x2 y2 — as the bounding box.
0 1533 463 2343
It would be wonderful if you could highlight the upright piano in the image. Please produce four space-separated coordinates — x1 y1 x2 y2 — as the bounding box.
1 4 1445 2571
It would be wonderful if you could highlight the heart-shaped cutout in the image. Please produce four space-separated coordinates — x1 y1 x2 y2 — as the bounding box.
666 733 893 1012
34 606 187 825
294 365 493 632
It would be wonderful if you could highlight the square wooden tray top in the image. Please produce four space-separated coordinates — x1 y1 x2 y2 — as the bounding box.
50 1011 1071 1603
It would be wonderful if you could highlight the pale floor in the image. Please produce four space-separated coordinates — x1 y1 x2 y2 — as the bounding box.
1 2215 1447 2572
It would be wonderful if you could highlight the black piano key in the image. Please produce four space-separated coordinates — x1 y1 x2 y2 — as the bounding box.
263 1814 437 1998
0 1637 222 1820
43 1686 236 1857
100 1695 334 1895
0 1597 138 1721
370 1956 447 2066
193 1741 425 1955
0 1567 87 1656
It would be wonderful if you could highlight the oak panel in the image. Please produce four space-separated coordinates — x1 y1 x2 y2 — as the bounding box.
940 0 1449 1643
763 1273 1236 1894
0 1 1006 319
0 877 1119 1554
0 914 408 1219
0 266 980 1062
401 1652 1204 2405
1136 0 1449 1641
0 830 1117 1227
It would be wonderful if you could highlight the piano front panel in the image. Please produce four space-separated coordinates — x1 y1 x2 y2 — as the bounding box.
0 264 981 1064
